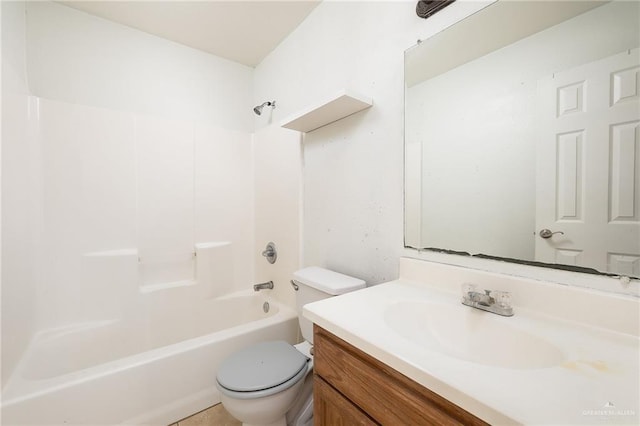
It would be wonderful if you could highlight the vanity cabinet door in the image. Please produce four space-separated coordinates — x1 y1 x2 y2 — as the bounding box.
314 375 378 425
313 325 488 426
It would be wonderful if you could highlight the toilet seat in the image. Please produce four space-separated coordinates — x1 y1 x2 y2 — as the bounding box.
216 341 310 400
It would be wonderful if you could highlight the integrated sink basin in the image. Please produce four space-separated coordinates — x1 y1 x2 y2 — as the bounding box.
384 301 565 369
304 259 640 425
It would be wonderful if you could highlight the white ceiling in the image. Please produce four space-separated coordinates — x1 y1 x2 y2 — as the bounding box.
58 1 322 67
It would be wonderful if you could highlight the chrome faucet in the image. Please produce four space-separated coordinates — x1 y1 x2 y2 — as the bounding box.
253 281 274 291
461 284 513 316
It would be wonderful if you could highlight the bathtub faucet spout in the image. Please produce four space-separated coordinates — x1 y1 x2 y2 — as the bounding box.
253 281 274 291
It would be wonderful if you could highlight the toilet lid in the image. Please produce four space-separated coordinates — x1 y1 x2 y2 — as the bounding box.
217 341 309 392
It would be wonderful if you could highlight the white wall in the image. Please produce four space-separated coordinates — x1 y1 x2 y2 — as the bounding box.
1 0 39 387
25 1 253 132
253 125 302 310
254 1 489 285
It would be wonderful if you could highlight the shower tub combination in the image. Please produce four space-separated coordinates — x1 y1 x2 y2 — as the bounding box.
1 291 298 425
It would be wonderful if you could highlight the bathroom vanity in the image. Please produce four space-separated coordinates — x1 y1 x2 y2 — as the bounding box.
313 325 486 425
304 258 640 425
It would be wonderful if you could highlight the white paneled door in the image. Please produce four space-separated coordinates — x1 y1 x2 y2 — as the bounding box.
536 49 640 276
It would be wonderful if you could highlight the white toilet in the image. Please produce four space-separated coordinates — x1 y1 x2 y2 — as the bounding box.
216 267 366 426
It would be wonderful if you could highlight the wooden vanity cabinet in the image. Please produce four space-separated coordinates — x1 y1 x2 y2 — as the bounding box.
313 325 488 426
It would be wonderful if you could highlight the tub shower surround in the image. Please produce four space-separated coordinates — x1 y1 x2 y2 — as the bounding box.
1 96 266 424
29 96 254 325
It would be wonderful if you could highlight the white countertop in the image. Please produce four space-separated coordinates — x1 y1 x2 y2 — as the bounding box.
303 268 639 425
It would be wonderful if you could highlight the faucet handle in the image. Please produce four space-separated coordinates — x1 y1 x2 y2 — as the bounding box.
492 290 512 309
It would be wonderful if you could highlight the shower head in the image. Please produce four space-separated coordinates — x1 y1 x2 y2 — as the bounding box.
253 101 276 116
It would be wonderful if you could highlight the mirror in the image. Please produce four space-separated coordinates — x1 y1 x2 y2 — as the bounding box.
405 0 640 278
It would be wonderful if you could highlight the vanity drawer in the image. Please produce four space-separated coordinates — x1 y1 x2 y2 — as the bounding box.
313 325 488 426
314 375 377 425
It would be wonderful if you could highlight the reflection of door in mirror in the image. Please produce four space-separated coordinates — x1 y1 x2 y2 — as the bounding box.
404 0 640 278
536 49 640 276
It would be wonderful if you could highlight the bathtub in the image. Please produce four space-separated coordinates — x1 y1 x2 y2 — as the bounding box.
1 291 299 425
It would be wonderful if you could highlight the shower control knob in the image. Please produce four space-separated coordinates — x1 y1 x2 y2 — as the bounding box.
261 242 277 264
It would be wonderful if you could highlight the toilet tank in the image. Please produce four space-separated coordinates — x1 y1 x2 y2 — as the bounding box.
292 267 366 344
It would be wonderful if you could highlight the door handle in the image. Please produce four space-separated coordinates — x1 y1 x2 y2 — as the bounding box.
539 229 564 239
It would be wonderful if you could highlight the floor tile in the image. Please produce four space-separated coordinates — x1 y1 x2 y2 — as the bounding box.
177 404 241 426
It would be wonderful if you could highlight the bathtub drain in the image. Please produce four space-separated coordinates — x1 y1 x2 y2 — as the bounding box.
263 301 270 313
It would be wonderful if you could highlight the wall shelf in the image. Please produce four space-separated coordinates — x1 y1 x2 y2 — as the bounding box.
280 90 373 133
